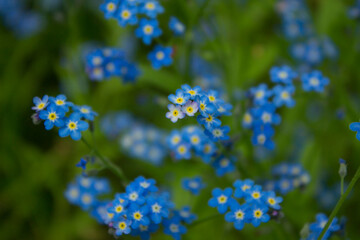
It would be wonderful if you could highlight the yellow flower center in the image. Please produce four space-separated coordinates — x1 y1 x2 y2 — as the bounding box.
204 144 211 153
281 91 290 99
254 210 262 218
242 185 250 191
268 198 275 205
187 107 193 113
49 113 57 121
134 212 142 220
279 71 288 79
244 113 252 123
173 110 179 116
200 104 205 110
189 90 195 95
178 146 186 154
257 134 266 144
38 103 45 109
236 210 244 219
191 136 199 144
80 108 89 114
107 3 116 11
156 51 164 60
255 91 264 98
310 77 319 86
206 115 213 122
107 213 114 219
119 222 126 230
144 25 153 34
172 136 180 144
115 206 123 213
56 100 64 105
68 122 77 130
176 98 184 104
220 159 229 167
92 57 102 65
218 195 227 203
146 2 155 10
209 96 215 102
252 192 260 199
122 10 131 19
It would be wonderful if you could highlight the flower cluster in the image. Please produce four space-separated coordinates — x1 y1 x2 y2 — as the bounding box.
100 0 185 69
101 112 168 165
32 95 96 140
263 162 310 195
64 175 111 210
166 84 232 142
303 213 340 240
182 176 206 195
0 0 43 37
243 65 329 150
98 176 195 240
85 47 140 82
276 0 337 66
208 180 282 230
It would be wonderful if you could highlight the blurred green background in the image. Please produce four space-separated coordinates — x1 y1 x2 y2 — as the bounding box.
1 0 360 239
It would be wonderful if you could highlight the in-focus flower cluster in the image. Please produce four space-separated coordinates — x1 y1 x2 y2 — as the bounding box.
263 162 310 195
167 125 237 177
243 65 329 150
32 95 96 140
302 213 340 240
86 47 140 82
101 112 168 165
100 0 185 69
97 176 195 240
276 0 337 67
166 84 232 142
208 180 282 230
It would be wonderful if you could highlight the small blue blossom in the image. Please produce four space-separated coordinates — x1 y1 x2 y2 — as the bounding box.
114 218 132 236
251 125 275 150
270 65 297 85
250 84 272 106
147 196 169 224
234 179 254 198
100 0 119 19
148 45 173 69
196 95 216 116
168 89 191 105
197 113 221 129
208 187 234 214
49 94 71 112
225 202 249 230
129 204 150 229
212 155 236 177
32 95 49 111
115 4 138 27
301 70 329 92
204 125 230 141
182 101 199 117
169 16 185 36
181 84 202 100
263 191 283 210
166 104 185 123
163 217 187 240
73 105 98 121
139 0 164 18
175 206 197 224
131 223 159 240
257 103 281 125
38 104 65 130
309 213 340 239
174 142 191 160
59 113 89 141
181 176 205 195
75 158 87 170
349 122 360 141
250 204 270 227
135 18 162 45
272 85 296 108
134 176 158 194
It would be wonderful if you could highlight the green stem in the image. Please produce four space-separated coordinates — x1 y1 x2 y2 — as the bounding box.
340 177 344 196
81 137 128 183
317 165 360 240
188 213 221 228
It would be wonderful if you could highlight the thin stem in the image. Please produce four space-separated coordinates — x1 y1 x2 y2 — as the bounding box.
188 213 221 228
81 137 128 183
340 177 344 196
317 165 360 240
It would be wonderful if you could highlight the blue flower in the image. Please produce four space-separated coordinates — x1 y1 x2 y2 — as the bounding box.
234 179 254 198
272 85 295 108
182 101 199 117
208 187 234 214
195 95 216 116
250 84 272 106
49 94 72 112
75 158 87 170
32 95 49 111
212 155 236 177
38 104 65 130
206 90 220 104
126 183 146 205
135 18 162 45
131 223 159 240
197 113 221 129
349 122 360 141
115 4 138 27
270 65 297 85
59 113 89 140
276 178 293 195
129 204 150 229
250 204 270 227
147 196 169 224
309 213 340 239
257 103 281 125
204 125 230 141
169 16 185 36
251 125 275 150
215 100 233 116
174 142 191 160
163 217 187 240
168 89 190 105
134 176 158 194
73 105 98 121
242 111 255 129
181 176 205 195
225 202 249 230
245 185 263 204
139 0 164 18
175 206 197 224
148 45 173 69
301 70 329 92
181 84 202 100
108 198 128 217
100 0 119 19
263 191 283 210
114 218 132 236
166 104 185 123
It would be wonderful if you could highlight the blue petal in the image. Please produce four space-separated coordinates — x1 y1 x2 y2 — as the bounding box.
70 131 81 141
59 127 70 137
